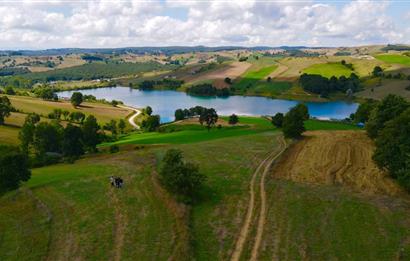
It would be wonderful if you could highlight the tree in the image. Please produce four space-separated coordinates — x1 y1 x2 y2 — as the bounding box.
118 119 126 134
62 124 84 162
70 92 83 107
366 94 409 139
267 76 272 82
0 145 31 194
224 77 232 84
353 99 378 123
141 115 160 132
104 120 118 135
372 108 410 191
175 109 185 121
145 106 153 116
228 114 238 125
62 110 70 120
282 104 309 139
372 66 383 77
69 111 86 123
82 115 100 152
19 113 41 154
35 87 57 101
199 108 218 131
271 112 284 128
159 149 206 202
0 96 13 125
33 121 63 158
4 86 15 95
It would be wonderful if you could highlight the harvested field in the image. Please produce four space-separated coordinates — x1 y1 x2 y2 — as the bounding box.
272 131 404 196
184 62 251 88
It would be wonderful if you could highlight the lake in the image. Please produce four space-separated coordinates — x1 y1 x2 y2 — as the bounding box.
58 87 358 123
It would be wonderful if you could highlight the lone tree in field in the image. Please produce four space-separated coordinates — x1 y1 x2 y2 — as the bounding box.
224 77 232 84
228 114 239 125
70 92 83 107
199 108 218 131
141 115 160 132
271 112 284 128
282 104 309 139
159 149 206 203
0 96 13 125
0 145 31 194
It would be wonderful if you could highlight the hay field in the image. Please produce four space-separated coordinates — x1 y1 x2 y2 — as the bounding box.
272 131 404 196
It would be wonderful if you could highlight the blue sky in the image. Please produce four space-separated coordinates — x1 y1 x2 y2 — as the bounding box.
0 0 409 49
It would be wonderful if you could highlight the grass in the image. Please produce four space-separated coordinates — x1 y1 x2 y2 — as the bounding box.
355 79 410 101
303 63 354 78
233 65 278 91
375 54 410 66
102 117 360 147
0 151 188 260
304 119 360 130
0 125 20 145
260 179 410 260
249 81 292 97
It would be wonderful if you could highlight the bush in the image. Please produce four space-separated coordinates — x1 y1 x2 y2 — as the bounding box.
159 149 206 203
0 145 31 194
271 113 284 128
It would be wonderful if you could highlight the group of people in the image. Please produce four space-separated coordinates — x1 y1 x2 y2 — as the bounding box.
110 176 124 188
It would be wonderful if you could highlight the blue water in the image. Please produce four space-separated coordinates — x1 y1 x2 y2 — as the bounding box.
58 87 358 123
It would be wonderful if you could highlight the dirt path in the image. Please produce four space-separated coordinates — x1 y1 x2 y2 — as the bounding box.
230 135 287 261
117 104 141 129
250 136 287 261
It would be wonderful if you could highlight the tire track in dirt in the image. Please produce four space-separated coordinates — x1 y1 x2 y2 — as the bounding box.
250 136 287 261
230 135 287 261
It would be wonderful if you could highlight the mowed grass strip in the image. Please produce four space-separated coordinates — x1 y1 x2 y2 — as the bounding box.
303 63 353 78
375 54 410 66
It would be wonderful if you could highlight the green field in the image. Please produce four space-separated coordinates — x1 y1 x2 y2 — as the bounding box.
233 64 278 91
250 81 292 96
303 63 354 78
103 117 360 147
259 179 410 260
375 54 410 66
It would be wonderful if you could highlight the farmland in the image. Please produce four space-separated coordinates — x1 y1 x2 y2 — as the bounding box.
375 54 410 66
302 62 354 78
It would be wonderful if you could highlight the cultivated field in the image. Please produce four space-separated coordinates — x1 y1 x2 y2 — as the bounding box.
375 54 410 66
302 63 353 78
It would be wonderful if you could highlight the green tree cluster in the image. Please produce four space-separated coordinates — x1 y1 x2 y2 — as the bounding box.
0 145 31 194
282 104 309 139
0 96 13 125
159 149 206 203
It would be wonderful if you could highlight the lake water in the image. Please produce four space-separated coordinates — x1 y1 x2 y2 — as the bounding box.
58 87 358 123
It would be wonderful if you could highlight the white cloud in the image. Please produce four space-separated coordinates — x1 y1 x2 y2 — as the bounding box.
0 0 407 49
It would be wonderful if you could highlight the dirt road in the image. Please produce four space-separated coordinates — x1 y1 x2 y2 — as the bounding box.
230 135 287 261
117 105 141 129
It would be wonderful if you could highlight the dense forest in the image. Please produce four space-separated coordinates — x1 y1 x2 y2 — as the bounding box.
299 73 360 96
186 83 230 97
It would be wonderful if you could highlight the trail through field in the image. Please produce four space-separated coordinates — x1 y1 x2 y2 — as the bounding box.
250 136 287 261
108 187 127 261
230 135 287 261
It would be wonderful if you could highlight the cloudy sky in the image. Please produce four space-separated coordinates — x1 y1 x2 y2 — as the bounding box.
0 0 409 49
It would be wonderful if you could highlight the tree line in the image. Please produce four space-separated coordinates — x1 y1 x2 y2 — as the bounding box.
352 95 410 191
299 73 360 97
186 83 230 97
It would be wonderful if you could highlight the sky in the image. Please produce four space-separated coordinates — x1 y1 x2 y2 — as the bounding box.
0 0 409 49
